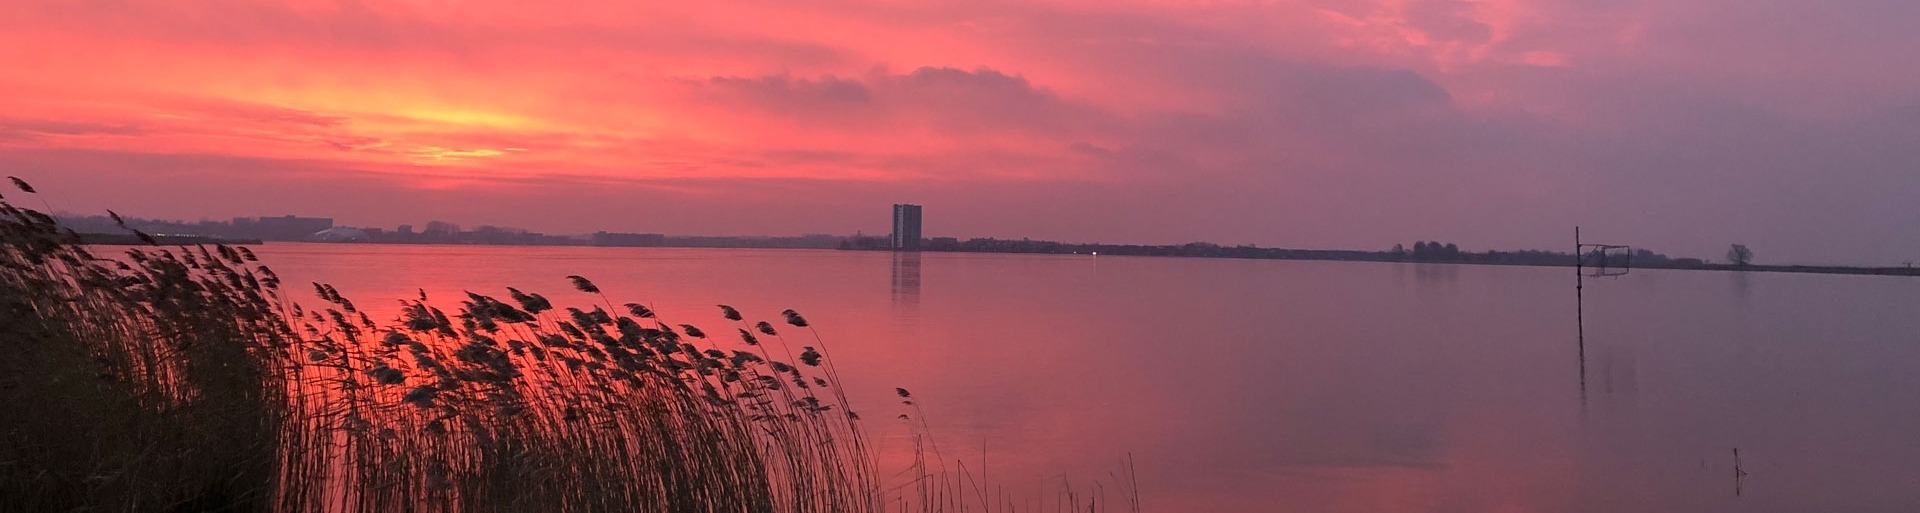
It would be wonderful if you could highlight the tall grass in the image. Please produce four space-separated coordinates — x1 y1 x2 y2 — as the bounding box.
3 187 289 511
0 178 1138 513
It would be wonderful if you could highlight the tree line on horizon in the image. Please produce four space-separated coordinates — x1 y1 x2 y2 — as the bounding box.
58 211 1872 274
847 234 1701 267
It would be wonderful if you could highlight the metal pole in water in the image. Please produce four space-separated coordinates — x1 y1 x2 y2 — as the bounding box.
1734 447 1749 497
1576 227 1587 409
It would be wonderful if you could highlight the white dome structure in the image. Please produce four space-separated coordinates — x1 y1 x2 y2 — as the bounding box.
311 227 369 242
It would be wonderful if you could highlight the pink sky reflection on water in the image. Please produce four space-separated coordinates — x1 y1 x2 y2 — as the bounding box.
252 243 1920 512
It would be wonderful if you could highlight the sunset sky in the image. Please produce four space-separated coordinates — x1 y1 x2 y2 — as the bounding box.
3 0 1916 264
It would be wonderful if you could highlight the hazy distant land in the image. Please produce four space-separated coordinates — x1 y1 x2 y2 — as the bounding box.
57 212 1918 278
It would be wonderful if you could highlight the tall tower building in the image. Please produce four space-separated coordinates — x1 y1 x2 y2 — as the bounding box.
891 204 923 251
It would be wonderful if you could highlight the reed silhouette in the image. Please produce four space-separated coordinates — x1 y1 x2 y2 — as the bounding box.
0 177 1140 513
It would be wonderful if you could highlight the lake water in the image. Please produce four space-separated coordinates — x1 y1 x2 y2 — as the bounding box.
255 242 1920 512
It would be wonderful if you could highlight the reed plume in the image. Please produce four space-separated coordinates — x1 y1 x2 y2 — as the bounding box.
0 186 1141 513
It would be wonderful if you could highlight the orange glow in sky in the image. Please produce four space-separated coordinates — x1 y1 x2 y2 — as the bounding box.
3 0 1918 263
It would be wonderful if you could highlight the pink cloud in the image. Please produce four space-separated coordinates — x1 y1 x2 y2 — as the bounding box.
1 0 1917 263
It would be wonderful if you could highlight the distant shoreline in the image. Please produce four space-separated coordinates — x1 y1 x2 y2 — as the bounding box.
76 234 1920 278
849 247 1920 277
75 233 263 246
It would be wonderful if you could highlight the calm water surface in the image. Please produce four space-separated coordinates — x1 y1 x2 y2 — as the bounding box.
256 243 1920 512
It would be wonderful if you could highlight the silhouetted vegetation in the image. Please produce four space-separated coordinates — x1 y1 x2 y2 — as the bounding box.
900 236 1591 266
1411 241 1460 260
1727 244 1755 266
852 236 1917 277
839 233 892 251
3 179 1140 512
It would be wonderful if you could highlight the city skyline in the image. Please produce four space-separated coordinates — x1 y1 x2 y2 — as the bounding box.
5 1 1919 265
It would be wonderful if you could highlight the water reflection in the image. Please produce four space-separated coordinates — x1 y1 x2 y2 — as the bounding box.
249 244 1920 512
1575 268 1644 416
1577 272 1589 412
890 251 921 312
1596 341 1639 410
1412 262 1460 286
1731 270 1752 300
